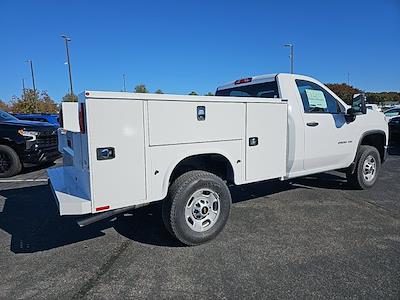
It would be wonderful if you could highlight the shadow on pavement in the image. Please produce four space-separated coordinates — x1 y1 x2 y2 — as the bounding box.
292 172 350 190
0 180 299 252
0 185 109 253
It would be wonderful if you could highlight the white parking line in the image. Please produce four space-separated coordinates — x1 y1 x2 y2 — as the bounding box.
0 179 48 183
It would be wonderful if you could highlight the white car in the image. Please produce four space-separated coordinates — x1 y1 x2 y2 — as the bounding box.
384 107 400 122
49 73 388 245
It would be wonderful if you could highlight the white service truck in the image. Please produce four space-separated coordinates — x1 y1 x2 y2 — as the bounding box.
49 73 388 245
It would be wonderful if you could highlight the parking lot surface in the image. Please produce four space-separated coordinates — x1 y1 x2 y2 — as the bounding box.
0 146 399 299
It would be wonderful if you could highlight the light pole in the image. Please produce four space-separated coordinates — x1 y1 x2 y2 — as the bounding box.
61 35 74 95
123 74 127 92
22 78 26 94
26 59 36 92
284 43 294 74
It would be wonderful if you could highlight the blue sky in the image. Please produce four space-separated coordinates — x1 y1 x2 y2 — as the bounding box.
0 0 399 102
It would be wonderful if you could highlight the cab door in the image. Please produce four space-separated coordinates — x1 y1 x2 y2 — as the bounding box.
295 80 355 171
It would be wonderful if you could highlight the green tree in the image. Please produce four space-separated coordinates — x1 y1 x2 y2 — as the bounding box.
62 93 78 102
325 83 361 105
10 89 58 113
0 99 9 111
204 92 214 96
188 91 198 96
134 84 148 93
366 92 400 104
37 91 59 113
10 89 40 113
155 89 164 94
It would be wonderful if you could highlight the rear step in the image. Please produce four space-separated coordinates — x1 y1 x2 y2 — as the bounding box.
76 204 148 227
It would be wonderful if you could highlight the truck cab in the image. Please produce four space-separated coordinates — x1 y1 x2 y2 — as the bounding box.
216 73 388 180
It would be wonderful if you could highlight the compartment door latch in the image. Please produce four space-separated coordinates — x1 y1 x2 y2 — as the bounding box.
96 147 115 160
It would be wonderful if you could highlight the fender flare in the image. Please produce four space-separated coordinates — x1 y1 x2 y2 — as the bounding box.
348 129 386 174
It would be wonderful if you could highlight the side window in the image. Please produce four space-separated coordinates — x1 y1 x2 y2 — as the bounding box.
296 80 341 114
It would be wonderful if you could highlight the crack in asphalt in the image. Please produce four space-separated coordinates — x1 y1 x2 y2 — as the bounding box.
71 239 131 299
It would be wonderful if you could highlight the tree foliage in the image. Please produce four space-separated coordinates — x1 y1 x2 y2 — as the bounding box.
62 93 78 102
134 84 148 93
155 89 164 94
204 92 214 96
365 92 400 104
9 89 58 113
0 99 10 112
326 82 400 105
325 83 361 105
37 91 59 113
188 91 198 95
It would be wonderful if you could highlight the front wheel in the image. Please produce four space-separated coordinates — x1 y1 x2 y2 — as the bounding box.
347 145 381 189
162 170 231 246
0 145 22 178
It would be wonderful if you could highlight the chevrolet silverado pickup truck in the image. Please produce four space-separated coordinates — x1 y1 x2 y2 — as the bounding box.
48 73 388 245
0 109 60 177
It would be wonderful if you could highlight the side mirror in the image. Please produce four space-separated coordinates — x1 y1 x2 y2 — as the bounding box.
348 93 367 115
345 93 366 123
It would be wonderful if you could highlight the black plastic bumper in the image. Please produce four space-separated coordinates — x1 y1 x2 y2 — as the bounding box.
21 146 61 165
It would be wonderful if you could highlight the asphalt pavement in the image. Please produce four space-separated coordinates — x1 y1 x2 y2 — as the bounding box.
0 146 399 299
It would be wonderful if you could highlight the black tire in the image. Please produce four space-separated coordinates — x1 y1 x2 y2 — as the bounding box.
162 170 231 246
0 145 22 178
347 145 381 190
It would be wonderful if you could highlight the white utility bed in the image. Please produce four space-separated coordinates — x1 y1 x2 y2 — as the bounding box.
49 92 288 215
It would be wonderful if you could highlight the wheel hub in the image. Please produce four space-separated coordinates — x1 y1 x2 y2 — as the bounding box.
185 188 220 232
192 197 211 220
363 155 376 182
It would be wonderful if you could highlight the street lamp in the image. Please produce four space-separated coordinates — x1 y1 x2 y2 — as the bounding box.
284 43 294 74
61 34 74 95
26 59 36 92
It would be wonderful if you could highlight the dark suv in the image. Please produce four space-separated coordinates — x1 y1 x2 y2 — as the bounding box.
0 109 61 177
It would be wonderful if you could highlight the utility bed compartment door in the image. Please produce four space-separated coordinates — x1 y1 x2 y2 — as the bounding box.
86 99 146 211
148 101 244 146
245 102 287 182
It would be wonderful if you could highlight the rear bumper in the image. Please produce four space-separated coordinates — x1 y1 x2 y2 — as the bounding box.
47 167 91 215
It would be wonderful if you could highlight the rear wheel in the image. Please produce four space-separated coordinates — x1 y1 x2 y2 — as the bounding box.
347 145 381 189
162 170 231 246
0 145 22 178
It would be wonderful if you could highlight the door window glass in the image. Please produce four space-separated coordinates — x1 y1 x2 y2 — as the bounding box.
296 80 341 114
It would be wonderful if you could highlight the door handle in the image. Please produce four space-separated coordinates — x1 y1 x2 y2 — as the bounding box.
306 122 319 127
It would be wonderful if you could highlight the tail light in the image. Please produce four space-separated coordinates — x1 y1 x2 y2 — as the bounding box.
59 107 64 128
79 103 86 133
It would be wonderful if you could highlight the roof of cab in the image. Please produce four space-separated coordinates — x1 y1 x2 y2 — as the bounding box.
216 73 279 91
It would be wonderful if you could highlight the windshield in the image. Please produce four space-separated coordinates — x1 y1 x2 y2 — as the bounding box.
0 110 18 121
216 81 280 98
384 108 400 117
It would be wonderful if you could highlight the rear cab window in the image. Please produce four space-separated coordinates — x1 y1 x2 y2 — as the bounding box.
216 81 280 98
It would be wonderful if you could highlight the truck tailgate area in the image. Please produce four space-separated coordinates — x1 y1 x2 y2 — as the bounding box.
48 166 91 215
